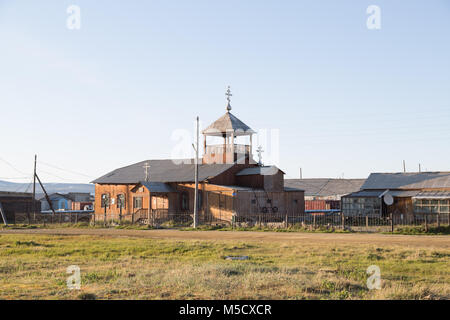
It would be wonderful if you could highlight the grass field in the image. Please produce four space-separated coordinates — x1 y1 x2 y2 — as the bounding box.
0 229 449 300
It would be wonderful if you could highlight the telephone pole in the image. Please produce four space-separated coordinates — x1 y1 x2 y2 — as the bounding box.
32 155 37 219
193 116 199 228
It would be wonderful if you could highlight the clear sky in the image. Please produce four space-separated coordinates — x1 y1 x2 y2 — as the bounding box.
0 0 449 184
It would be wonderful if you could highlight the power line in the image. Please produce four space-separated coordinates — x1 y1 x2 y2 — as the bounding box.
37 169 81 182
37 160 94 178
0 157 31 176
0 176 31 180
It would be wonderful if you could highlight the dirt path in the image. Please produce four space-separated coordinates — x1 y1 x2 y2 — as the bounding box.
1 228 449 248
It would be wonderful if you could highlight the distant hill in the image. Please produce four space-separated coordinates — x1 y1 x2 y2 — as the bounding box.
0 180 95 195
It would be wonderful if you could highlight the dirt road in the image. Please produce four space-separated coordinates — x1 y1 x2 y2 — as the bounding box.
1 228 449 248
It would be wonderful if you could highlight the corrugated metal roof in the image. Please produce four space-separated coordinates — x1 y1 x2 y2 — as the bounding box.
236 166 283 176
284 179 366 197
414 191 450 199
139 182 176 193
344 190 384 198
0 191 33 198
361 172 450 190
388 190 420 197
202 112 255 136
345 190 420 198
92 159 235 184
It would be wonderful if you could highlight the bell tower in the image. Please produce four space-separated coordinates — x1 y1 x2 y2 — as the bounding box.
202 86 256 164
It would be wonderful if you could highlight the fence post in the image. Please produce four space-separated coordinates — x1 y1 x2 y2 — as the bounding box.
75 213 78 224
313 214 316 229
437 213 440 228
424 214 428 232
390 213 394 233
285 213 288 229
132 212 135 224
366 215 369 228
341 212 345 230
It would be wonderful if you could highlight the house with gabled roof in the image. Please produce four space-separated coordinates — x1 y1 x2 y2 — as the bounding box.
285 178 366 211
341 172 450 218
92 88 304 224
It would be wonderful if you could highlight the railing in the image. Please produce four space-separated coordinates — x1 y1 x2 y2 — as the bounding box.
206 144 250 155
13 212 94 225
11 212 450 232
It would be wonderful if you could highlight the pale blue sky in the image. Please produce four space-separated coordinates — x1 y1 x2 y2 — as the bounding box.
0 0 449 184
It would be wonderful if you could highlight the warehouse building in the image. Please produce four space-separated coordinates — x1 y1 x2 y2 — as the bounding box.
341 172 450 217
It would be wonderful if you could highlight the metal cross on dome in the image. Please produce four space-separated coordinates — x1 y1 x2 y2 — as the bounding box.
143 162 150 182
256 146 264 165
225 86 232 112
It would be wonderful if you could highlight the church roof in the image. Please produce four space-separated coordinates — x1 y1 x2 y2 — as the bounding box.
91 159 235 184
202 112 255 136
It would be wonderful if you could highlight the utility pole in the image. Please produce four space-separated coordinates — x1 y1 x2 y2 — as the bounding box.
32 155 37 220
419 163 421 173
403 160 406 173
193 116 199 228
299 168 303 179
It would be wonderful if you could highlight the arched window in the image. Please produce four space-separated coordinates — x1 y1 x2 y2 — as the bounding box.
117 194 126 209
101 194 110 208
181 192 189 211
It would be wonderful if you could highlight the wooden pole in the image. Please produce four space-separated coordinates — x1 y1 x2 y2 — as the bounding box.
193 116 199 228
31 154 37 222
390 213 394 233
285 212 288 228
35 174 56 216
0 203 8 226
104 204 107 226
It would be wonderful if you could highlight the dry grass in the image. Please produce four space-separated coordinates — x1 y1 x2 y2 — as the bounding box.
0 233 449 300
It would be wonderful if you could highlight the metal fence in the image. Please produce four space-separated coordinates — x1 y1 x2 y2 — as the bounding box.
11 211 450 232
13 212 94 225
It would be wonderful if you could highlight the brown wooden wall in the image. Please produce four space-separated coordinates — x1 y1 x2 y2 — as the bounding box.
95 181 305 222
234 190 305 216
208 164 257 186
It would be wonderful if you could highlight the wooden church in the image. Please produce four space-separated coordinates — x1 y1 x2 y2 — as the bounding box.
92 88 305 224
